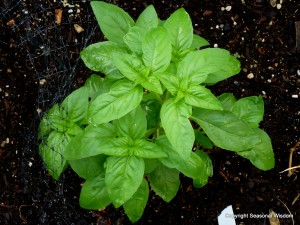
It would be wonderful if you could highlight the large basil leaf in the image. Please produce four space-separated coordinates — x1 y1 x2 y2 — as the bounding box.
64 123 116 160
69 155 107 180
90 1 134 44
80 41 128 79
105 156 145 208
192 108 261 151
133 139 167 158
123 179 149 223
163 8 193 53
88 79 143 124
136 5 158 29
238 128 275 171
148 163 180 202
142 27 171 73
184 85 223 110
39 131 71 180
123 26 145 54
114 106 147 139
79 172 111 209
218 93 237 110
61 87 88 123
160 98 194 160
231 96 264 128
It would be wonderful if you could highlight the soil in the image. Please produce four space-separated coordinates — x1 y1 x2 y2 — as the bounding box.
0 0 299 224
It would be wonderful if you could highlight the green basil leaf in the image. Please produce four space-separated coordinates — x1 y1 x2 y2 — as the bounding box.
69 155 107 180
194 130 213 149
80 41 128 79
144 158 160 174
39 104 62 137
123 179 149 223
114 105 147 139
136 5 158 29
148 163 180 202
79 172 111 209
123 26 145 54
163 8 193 53
134 139 167 158
84 75 116 100
190 34 210 49
193 150 213 188
90 1 134 44
158 72 180 95
201 48 241 85
66 122 83 136
238 128 275 171
192 108 261 151
39 131 71 180
218 93 237 110
105 156 145 208
184 85 223 110
160 98 194 160
142 27 171 73
231 96 264 128
88 79 143 124
64 123 116 160
141 97 161 129
61 87 89 123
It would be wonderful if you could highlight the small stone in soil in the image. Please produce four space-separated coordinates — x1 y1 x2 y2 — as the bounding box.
247 73 254 79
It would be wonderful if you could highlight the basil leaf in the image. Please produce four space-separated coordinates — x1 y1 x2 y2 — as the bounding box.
194 130 213 149
69 155 107 180
88 79 143 124
192 108 261 151
160 98 194 160
79 172 111 209
39 131 71 180
105 156 144 208
190 34 210 49
80 41 128 79
158 72 180 95
218 93 237 110
231 96 264 128
144 158 160 174
39 104 62 137
141 97 161 129
148 163 180 202
123 179 149 223
193 150 214 188
134 139 167 158
123 26 145 54
136 5 158 29
90 1 134 44
238 128 275 171
163 8 193 53
114 105 147 139
142 27 171 73
64 123 116 160
184 85 223 110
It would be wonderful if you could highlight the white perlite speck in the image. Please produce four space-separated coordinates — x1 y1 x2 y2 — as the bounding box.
292 95 299 98
247 73 254 79
226 6 232 11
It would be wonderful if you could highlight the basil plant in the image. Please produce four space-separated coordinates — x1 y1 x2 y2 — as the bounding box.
38 1 275 222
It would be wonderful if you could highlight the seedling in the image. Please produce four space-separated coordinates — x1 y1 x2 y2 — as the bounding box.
38 1 275 222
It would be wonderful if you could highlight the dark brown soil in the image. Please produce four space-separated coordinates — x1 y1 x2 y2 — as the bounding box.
0 0 299 224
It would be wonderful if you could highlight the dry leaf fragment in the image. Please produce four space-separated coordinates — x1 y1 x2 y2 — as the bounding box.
74 24 84 33
6 19 15 27
269 209 280 225
55 9 63 25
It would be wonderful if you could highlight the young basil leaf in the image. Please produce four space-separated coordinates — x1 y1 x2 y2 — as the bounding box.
192 108 261 152
64 123 116 160
61 87 89 123
66 121 83 136
90 1 134 44
193 150 213 188
105 156 145 208
84 74 116 100
194 130 213 149
133 139 167 158
190 34 210 49
160 98 194 160
39 104 62 138
79 172 111 209
114 105 147 139
163 8 193 54
136 5 158 29
237 128 275 171
123 179 149 223
142 27 171 73
39 131 71 180
218 93 237 110
231 96 264 128
141 96 161 130
88 79 143 124
184 85 223 110
123 26 145 54
148 163 180 202
158 72 180 95
80 41 128 79
69 155 107 180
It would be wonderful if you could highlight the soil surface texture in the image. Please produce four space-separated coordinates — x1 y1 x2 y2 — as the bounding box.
0 0 300 224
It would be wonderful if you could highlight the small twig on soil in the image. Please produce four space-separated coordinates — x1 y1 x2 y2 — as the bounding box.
275 197 295 225
19 204 31 224
292 193 300 206
280 141 300 177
